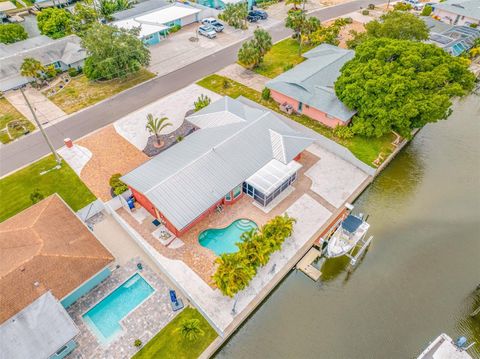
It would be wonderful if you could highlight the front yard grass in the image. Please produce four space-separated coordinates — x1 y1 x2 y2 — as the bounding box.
0 155 96 222
197 74 395 165
253 38 311 78
132 307 217 359
46 68 156 114
0 98 35 144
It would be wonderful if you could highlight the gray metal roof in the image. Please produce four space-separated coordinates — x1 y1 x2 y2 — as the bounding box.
121 97 313 230
266 44 356 122
0 292 79 359
0 35 86 92
112 0 168 20
433 0 480 21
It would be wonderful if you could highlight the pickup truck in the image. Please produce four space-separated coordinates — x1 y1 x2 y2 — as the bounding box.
201 17 224 32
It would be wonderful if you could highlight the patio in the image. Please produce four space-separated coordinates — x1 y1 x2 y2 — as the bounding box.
116 150 325 285
67 258 182 359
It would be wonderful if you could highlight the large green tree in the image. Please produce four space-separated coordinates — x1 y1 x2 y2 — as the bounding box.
213 253 256 297
335 38 475 138
347 11 429 49
238 28 272 69
20 58 46 86
285 11 320 53
37 8 73 39
0 23 28 44
72 0 98 34
82 24 150 80
219 2 248 30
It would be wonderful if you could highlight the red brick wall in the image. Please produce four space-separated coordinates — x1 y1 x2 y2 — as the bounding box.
270 89 348 128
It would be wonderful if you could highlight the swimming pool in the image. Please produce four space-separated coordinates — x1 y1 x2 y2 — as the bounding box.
82 273 154 343
198 219 258 256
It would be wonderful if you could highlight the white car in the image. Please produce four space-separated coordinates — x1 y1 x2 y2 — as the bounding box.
198 24 217 39
201 17 224 32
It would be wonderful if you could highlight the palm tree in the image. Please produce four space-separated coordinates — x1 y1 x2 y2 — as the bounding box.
174 319 205 341
20 58 45 87
286 0 303 10
145 114 173 147
213 253 255 297
238 229 270 267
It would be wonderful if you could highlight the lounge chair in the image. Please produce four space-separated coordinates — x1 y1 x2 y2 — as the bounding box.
169 289 184 311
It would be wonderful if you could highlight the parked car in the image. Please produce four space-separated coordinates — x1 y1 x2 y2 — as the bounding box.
402 0 424 10
249 9 268 20
198 25 217 38
247 13 260 22
202 17 224 32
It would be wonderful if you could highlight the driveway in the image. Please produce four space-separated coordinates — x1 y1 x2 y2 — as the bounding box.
4 87 67 126
0 0 388 177
217 64 270 92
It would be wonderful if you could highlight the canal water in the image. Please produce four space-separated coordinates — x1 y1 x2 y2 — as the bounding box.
216 94 480 359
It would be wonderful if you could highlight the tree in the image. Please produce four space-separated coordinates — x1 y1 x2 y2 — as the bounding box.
37 8 73 39
174 319 205 341
145 114 173 147
420 5 433 16
237 28 272 69
213 252 256 297
237 229 271 267
20 58 46 86
219 2 248 30
0 23 28 44
334 38 475 138
72 0 98 34
285 0 303 10
306 18 348 46
98 0 132 20
194 94 211 111
82 24 150 80
347 11 430 49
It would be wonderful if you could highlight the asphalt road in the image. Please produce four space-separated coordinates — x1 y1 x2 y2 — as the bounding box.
0 0 384 176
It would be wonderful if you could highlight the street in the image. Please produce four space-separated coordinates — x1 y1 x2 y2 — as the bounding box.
0 0 384 176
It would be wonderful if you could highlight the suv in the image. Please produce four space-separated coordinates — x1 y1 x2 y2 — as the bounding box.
249 9 268 20
198 24 217 39
202 17 224 32
247 13 260 22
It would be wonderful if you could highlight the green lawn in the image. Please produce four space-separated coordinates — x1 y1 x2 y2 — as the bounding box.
0 98 35 144
133 307 217 359
197 74 394 165
0 155 96 222
253 38 311 78
46 69 156 114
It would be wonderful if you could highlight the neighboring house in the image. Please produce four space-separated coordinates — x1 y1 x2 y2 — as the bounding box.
0 35 86 92
196 0 243 10
121 96 313 237
423 16 480 56
0 194 114 359
432 0 480 26
266 44 356 129
111 2 204 46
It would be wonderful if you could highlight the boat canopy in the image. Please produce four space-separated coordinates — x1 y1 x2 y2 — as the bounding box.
341 215 363 233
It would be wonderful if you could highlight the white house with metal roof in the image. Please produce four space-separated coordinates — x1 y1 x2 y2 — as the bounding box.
111 2 203 46
432 0 480 26
266 44 356 129
121 96 313 236
0 35 86 92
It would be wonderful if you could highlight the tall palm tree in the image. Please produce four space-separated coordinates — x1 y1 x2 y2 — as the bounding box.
174 319 205 341
20 58 45 87
213 253 255 297
238 229 270 267
145 113 172 147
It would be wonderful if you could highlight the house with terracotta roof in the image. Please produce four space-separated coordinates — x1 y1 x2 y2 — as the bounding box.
266 44 356 129
0 194 114 359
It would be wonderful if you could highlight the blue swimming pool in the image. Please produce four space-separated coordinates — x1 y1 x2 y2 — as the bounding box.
82 273 154 342
198 219 258 256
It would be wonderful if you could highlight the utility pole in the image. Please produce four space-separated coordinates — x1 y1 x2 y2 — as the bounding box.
20 87 62 166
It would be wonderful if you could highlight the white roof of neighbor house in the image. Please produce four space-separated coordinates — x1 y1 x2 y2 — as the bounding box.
135 4 201 25
122 97 313 230
246 159 302 196
112 18 168 37
433 0 480 21
0 1 16 11
0 292 79 359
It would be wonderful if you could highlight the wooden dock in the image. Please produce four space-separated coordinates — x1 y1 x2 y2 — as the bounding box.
296 248 322 281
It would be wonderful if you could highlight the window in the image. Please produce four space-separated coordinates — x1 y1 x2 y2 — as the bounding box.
233 185 242 198
56 345 68 355
225 193 232 201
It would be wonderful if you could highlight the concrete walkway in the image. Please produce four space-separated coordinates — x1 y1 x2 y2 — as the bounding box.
217 64 270 92
4 87 67 126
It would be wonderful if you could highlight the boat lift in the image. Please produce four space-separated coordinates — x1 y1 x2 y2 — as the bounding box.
296 204 374 281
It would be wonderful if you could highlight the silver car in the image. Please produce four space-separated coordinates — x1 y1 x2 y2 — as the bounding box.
198 24 217 39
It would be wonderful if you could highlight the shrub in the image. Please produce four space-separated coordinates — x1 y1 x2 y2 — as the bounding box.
223 79 230 89
470 23 478 28
68 67 79 77
176 135 184 142
261 87 271 100
361 9 370 15
393 2 412 11
30 189 44 204
134 339 142 347
367 3 375 9
344 17 353 24
420 5 433 16
169 24 181 33
174 319 205 341
283 63 294 72
333 124 354 139
109 173 128 196
194 94 211 112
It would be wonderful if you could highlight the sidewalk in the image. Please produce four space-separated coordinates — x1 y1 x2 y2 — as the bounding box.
4 87 67 126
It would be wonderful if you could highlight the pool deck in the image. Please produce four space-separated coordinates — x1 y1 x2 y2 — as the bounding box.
67 258 181 359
